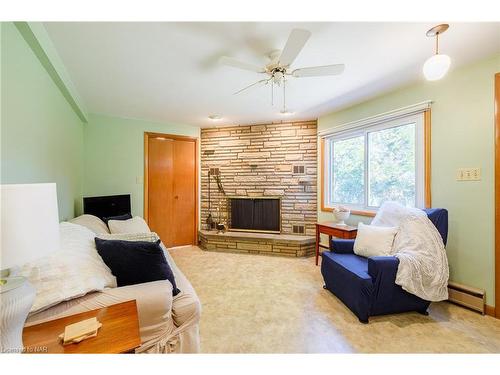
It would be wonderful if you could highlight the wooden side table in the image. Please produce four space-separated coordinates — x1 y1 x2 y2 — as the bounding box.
315 222 357 265
23 300 141 354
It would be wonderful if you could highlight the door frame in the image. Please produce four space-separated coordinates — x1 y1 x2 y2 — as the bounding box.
495 73 500 318
144 132 199 245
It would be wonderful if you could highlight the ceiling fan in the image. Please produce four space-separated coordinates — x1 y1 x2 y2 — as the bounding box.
219 28 345 112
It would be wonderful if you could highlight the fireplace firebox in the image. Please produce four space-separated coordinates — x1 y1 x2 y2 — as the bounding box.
228 197 280 233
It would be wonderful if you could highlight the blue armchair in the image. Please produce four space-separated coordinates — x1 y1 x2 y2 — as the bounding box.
321 208 448 323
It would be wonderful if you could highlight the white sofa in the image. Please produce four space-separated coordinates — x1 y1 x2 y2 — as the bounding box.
24 215 201 353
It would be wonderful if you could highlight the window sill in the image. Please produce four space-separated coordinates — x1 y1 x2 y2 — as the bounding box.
321 205 376 217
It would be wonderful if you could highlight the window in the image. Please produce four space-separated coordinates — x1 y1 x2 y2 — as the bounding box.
323 112 426 211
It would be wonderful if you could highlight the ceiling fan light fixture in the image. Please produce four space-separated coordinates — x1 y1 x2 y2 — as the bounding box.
219 28 345 109
423 24 451 81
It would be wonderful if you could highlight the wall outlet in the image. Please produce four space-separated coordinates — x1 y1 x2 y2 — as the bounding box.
456 168 481 181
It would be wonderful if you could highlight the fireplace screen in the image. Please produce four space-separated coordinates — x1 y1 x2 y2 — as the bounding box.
228 197 280 233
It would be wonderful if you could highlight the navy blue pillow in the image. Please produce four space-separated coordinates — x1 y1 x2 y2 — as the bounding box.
94 238 180 296
102 213 132 224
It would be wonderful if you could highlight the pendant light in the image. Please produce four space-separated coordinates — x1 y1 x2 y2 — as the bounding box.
423 24 451 81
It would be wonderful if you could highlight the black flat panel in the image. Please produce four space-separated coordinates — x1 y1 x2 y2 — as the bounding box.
230 198 280 232
83 194 131 221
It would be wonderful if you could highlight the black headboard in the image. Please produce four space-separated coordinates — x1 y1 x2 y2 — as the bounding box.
83 194 131 221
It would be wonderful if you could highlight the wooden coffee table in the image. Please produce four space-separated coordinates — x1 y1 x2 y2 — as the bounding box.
315 222 357 265
23 300 141 354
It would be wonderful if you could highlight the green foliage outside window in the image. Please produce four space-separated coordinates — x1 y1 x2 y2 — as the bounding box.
332 136 364 205
331 122 416 208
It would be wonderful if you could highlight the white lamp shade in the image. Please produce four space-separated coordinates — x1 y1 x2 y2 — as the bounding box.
1 183 60 270
423 54 451 81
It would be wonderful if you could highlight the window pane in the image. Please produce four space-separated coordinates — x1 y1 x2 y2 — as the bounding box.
332 136 365 205
368 123 416 207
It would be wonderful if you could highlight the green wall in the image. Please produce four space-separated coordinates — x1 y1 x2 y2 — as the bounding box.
83 114 200 217
1 22 84 220
318 53 500 305
1 23 199 221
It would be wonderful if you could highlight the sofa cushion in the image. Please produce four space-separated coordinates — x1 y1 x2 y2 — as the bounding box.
95 238 180 296
70 214 110 235
108 216 151 234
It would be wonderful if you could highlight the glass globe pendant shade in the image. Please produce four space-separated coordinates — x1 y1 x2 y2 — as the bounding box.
423 54 451 81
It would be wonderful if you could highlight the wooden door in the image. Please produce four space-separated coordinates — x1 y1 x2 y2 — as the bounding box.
145 133 197 247
495 72 500 318
172 139 197 245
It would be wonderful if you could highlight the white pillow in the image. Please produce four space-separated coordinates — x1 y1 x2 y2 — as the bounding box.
20 222 116 314
353 222 398 258
108 216 151 234
69 214 110 234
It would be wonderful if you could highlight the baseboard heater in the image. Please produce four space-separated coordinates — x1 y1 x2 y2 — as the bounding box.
447 281 485 314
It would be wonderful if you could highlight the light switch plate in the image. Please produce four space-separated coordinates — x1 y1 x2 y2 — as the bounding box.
136 176 143 184
456 168 481 181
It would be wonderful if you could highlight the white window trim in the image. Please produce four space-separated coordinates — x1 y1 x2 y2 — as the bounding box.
321 102 431 212
318 101 431 137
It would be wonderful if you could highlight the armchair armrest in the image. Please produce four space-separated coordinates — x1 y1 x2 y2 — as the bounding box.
368 256 399 280
367 256 401 308
330 239 355 254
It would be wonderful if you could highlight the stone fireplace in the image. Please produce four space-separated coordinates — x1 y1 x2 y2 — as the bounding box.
199 120 317 257
200 120 317 236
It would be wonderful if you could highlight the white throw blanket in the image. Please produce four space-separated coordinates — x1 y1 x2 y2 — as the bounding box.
372 202 449 301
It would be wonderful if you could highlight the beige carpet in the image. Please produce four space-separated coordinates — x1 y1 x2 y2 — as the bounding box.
170 246 500 353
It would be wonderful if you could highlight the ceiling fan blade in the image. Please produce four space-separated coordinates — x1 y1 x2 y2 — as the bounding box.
219 56 265 73
278 29 311 67
292 64 345 77
233 79 269 95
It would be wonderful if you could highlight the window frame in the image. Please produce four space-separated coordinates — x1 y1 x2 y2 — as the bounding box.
321 111 430 215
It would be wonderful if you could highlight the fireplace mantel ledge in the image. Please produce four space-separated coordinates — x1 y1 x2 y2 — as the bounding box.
198 230 315 244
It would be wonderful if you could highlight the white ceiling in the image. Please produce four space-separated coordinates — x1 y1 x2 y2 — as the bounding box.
43 22 500 127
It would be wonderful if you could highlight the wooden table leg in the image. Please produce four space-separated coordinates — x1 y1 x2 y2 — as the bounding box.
315 226 320 266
